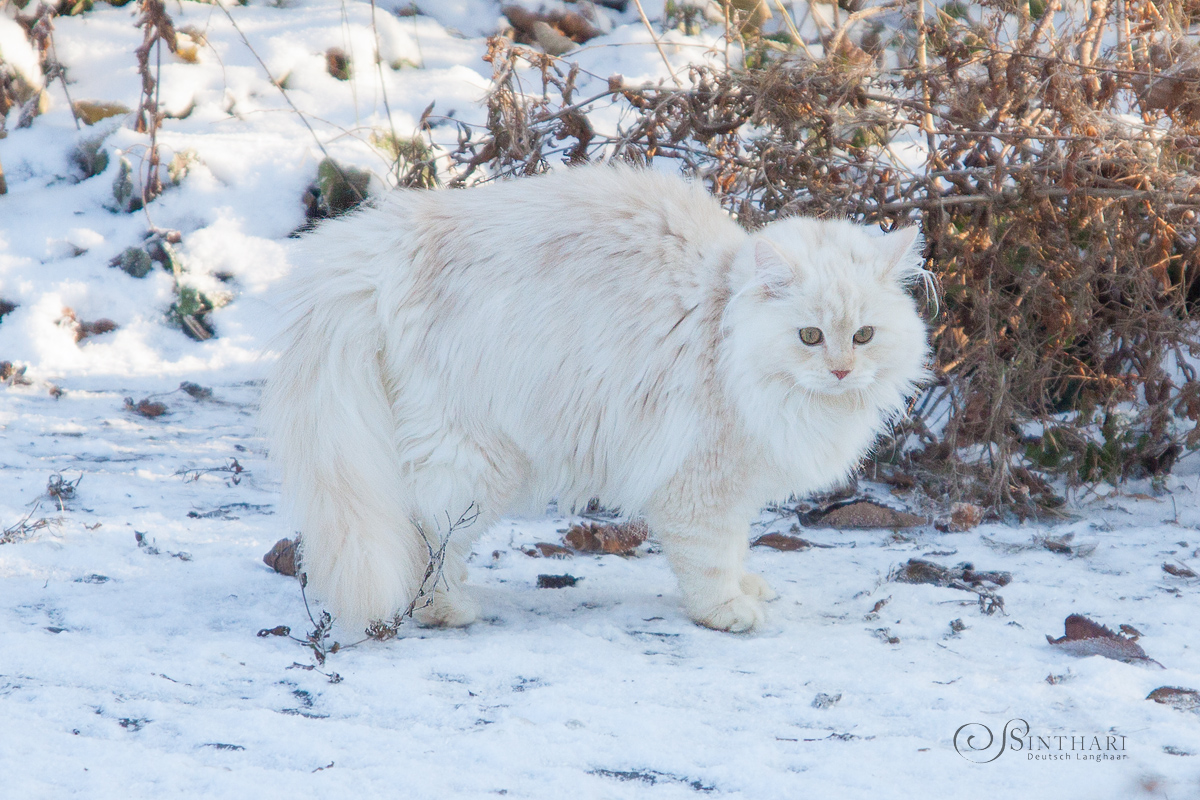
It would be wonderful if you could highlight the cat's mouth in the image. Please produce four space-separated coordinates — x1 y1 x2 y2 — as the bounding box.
784 378 868 405
791 373 876 403
819 385 867 401
817 375 871 395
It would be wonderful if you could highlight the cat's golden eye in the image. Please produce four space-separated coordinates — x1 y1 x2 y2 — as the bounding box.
853 326 875 345
799 327 824 346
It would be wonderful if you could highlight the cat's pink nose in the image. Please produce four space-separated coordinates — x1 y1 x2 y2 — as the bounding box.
831 369 851 381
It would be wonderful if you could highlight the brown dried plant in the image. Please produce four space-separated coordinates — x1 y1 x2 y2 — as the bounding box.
133 0 178 207
443 2 1200 510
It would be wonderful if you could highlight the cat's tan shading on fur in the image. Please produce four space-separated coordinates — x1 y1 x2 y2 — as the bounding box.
261 165 931 632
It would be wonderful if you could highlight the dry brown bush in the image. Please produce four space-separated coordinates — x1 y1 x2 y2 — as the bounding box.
440 1 1200 511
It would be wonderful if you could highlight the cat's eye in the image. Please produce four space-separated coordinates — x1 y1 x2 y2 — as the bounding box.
799 327 824 346
853 326 875 345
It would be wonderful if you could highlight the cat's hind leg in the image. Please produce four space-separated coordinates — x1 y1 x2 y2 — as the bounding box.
261 291 434 633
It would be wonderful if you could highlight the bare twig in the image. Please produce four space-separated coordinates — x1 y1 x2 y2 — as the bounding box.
28 4 81 130
174 458 247 484
772 0 814 59
365 503 481 640
368 0 402 185
632 0 681 86
1 501 53 545
258 503 481 673
827 0 902 57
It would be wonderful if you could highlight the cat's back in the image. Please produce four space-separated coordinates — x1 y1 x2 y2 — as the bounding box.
399 165 742 298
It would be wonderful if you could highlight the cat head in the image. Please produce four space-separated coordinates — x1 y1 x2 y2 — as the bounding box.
723 217 932 416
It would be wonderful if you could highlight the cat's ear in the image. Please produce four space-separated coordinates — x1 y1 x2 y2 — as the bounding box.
754 240 794 298
878 226 924 281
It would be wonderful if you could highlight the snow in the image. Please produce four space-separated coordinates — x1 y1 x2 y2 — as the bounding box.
0 14 40 88
1 1 1199 797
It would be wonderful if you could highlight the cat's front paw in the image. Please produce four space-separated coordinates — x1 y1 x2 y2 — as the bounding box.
692 593 766 633
740 572 777 602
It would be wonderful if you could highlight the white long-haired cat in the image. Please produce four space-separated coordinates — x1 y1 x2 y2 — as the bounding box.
261 165 930 632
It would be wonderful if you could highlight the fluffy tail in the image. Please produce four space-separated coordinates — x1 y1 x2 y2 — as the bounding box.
260 242 427 630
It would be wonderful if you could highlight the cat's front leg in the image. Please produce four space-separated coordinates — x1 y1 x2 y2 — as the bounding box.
651 513 771 632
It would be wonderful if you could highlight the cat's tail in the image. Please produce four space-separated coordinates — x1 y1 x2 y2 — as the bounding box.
260 229 428 631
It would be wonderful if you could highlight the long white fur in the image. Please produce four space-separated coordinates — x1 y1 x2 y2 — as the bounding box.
261 165 931 632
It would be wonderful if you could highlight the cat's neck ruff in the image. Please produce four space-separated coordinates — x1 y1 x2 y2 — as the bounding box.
723 358 891 501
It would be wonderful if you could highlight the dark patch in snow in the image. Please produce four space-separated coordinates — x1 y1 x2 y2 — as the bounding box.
590 768 714 793
537 574 579 588
188 502 274 520
278 709 329 719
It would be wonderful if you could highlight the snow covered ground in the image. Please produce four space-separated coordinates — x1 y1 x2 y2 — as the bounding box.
1 1 1199 797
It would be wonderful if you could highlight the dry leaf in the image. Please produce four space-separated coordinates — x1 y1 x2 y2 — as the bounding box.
809 500 926 530
893 558 1009 615
811 693 841 709
124 397 167 418
523 542 573 558
1147 686 1200 712
263 537 299 577
71 100 131 125
532 21 575 56
563 519 647 554
863 596 890 621
874 466 916 491
501 6 601 45
326 48 351 81
46 472 79 501
1163 562 1198 578
752 532 816 551
79 318 118 340
1046 614 1161 666
554 12 602 42
179 381 212 400
257 625 291 637
1038 532 1097 557
935 502 984 532
500 5 538 31
174 28 203 63
0 361 31 386
1042 535 1074 554
894 558 1011 587
61 308 118 342
874 628 900 644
